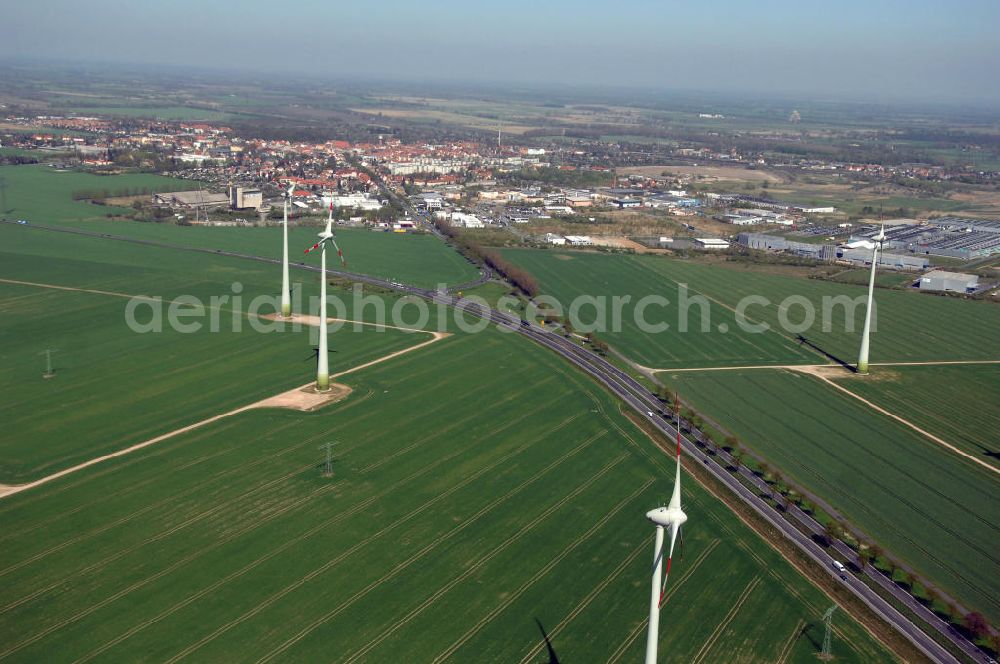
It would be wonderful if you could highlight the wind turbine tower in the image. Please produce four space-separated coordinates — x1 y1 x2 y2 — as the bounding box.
857 224 885 374
304 202 346 391
644 398 688 664
280 181 294 318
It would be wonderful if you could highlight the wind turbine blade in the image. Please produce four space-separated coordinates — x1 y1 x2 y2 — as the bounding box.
658 525 680 607
330 237 347 267
668 394 682 511
304 241 322 254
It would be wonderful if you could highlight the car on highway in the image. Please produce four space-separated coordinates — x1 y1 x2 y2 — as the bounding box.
832 560 848 579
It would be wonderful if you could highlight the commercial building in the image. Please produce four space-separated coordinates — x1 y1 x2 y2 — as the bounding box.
416 192 444 210
154 190 229 210
612 198 642 209
320 192 383 211
838 248 929 270
229 186 262 211
736 233 837 260
918 270 979 293
693 238 730 250
853 218 1000 260
450 212 484 229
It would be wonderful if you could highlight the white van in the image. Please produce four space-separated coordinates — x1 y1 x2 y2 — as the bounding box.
832 560 847 578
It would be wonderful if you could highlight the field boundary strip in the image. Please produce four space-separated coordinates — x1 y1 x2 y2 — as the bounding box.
0 278 159 301
0 331 448 500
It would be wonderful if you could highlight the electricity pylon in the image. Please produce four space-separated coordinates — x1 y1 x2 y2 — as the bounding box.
319 442 337 477
819 604 837 660
40 348 58 378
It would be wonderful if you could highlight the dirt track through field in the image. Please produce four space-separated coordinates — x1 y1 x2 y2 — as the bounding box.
0 278 158 301
650 359 1000 476
0 326 448 500
787 365 1000 477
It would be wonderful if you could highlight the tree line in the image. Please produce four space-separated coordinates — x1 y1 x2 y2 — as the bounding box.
433 219 539 296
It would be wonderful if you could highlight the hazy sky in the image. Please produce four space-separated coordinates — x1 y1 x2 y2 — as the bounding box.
3 0 999 102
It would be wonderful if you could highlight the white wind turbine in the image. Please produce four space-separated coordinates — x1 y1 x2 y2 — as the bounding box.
857 223 885 374
644 397 688 664
280 181 295 318
303 201 346 391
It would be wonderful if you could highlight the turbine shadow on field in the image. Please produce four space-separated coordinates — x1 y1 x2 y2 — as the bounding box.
795 334 856 373
977 444 1000 460
535 618 561 664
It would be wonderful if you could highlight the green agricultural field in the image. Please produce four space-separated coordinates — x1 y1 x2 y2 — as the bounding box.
0 148 71 158
0 164 481 288
0 164 198 221
0 329 892 663
663 368 1000 623
501 249 817 369
52 106 231 122
502 249 1000 368
828 268 917 289
27 220 482 289
0 228 441 483
830 363 1000 467
633 255 1000 365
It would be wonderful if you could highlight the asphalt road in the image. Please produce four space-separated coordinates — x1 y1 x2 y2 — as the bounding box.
4 218 989 664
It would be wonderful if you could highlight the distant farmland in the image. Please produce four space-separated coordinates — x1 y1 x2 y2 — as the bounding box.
0 164 198 221
32 220 483 290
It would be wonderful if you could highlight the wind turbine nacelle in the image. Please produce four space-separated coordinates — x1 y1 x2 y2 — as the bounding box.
646 506 686 527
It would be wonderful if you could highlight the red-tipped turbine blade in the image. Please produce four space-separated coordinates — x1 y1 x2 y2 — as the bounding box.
330 238 347 267
304 242 321 254
658 525 680 607
658 557 673 607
